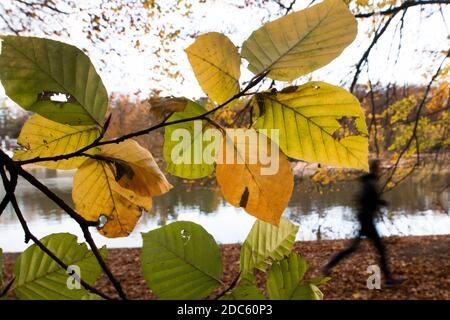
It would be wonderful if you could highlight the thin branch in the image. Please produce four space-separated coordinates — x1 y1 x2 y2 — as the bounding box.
367 79 380 157
355 0 450 18
0 150 128 299
80 225 128 300
0 277 15 298
350 14 397 93
0 151 96 227
215 272 242 300
0 195 9 217
0 166 113 300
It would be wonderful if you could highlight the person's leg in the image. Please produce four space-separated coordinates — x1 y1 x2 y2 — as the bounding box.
324 236 361 272
366 226 391 279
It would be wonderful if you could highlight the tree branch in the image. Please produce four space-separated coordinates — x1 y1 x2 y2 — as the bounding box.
355 0 450 18
0 165 113 300
350 14 398 93
0 149 128 299
214 272 242 300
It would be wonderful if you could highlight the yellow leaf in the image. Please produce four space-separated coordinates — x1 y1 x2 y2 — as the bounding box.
73 140 172 238
215 129 293 225
100 139 172 198
186 32 240 104
241 0 357 81
253 82 369 171
13 114 100 169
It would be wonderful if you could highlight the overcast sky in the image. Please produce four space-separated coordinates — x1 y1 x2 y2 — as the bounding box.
1 0 449 101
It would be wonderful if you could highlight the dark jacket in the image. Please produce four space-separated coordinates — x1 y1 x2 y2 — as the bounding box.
356 173 388 226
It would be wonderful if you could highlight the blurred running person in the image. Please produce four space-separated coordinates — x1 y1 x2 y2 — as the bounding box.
323 159 403 287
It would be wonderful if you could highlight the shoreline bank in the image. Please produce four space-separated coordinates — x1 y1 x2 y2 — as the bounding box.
2 234 449 299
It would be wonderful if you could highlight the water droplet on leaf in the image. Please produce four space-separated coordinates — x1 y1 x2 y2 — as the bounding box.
98 214 108 228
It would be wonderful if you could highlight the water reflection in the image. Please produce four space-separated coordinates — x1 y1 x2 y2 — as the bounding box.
0 167 448 252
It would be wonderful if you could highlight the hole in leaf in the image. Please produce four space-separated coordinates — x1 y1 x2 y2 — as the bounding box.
239 187 250 208
180 229 191 245
332 116 366 141
113 160 135 182
37 91 77 104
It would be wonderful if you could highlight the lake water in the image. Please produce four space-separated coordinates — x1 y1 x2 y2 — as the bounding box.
0 168 449 252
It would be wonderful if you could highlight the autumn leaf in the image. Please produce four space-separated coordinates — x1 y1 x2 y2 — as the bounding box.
100 139 172 198
73 139 172 237
186 32 241 104
163 100 216 179
0 36 108 126
241 0 357 81
253 82 369 171
13 114 100 169
240 218 298 275
215 129 293 225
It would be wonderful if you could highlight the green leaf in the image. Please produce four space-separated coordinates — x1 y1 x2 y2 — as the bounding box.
267 253 323 300
13 233 106 300
240 218 298 275
309 275 331 286
253 81 368 171
163 100 216 179
141 221 223 300
220 279 266 300
13 114 100 169
241 0 357 81
186 32 241 104
0 36 108 125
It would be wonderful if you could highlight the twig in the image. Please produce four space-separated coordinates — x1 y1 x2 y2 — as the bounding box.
0 150 96 227
80 225 128 300
0 277 15 298
215 272 242 300
0 166 113 300
0 195 9 218
367 78 380 157
350 14 397 93
355 0 450 18
0 150 128 299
